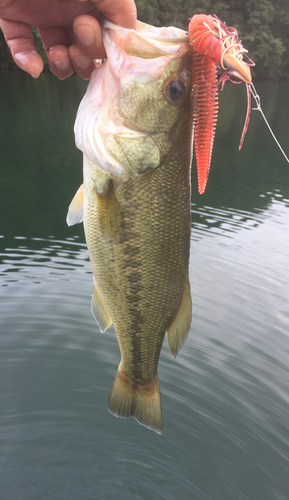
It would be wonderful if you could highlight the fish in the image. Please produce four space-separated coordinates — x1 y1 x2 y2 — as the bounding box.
67 16 252 434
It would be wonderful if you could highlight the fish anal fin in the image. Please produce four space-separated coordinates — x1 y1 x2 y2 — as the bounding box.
166 277 192 358
91 280 112 332
66 184 84 226
108 366 163 434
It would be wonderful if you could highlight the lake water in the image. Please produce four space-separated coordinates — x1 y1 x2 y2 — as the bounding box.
1 71 289 500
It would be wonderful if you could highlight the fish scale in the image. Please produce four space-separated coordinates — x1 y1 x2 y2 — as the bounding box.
87 147 191 378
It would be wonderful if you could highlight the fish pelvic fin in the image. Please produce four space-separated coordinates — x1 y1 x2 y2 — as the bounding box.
108 366 163 434
166 276 192 358
66 184 84 226
91 280 112 333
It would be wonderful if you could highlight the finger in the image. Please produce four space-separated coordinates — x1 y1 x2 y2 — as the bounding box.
0 19 43 78
38 26 72 53
73 15 106 60
38 26 76 78
69 43 96 80
47 45 74 80
91 0 137 29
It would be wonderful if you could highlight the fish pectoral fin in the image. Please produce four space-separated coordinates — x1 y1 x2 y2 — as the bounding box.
91 280 112 332
166 276 192 358
108 366 163 434
96 182 124 238
66 184 84 226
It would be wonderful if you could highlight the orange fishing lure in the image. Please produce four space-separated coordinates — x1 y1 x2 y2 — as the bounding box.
188 14 254 194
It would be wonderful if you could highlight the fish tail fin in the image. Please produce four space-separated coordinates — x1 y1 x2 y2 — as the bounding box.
108 365 163 434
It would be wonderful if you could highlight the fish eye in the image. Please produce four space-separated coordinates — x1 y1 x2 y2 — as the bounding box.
166 80 186 101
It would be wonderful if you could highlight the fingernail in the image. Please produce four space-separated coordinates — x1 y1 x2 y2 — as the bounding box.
14 51 41 78
73 55 91 69
14 52 29 66
75 25 96 46
54 56 70 71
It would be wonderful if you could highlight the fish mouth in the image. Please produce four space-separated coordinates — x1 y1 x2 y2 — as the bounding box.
222 53 252 84
104 19 189 44
103 19 189 60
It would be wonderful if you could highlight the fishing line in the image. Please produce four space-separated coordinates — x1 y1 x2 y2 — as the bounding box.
249 82 289 163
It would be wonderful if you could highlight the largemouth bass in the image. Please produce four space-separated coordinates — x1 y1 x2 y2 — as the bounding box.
67 17 251 434
67 20 192 434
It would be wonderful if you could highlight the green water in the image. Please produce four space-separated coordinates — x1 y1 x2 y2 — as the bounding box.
1 71 289 500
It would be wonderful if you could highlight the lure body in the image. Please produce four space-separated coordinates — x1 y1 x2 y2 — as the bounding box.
189 14 253 194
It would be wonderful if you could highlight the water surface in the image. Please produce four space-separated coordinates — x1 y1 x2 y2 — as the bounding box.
1 72 289 499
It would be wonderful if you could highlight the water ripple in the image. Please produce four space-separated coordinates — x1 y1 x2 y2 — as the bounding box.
0 235 90 287
1 198 289 499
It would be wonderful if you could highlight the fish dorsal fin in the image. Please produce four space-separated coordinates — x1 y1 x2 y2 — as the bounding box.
166 276 192 358
66 184 84 226
91 280 112 333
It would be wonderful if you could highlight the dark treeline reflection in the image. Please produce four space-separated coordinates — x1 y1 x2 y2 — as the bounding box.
1 73 289 243
0 72 86 240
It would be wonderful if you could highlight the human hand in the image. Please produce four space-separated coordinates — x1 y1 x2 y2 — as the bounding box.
0 0 137 79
